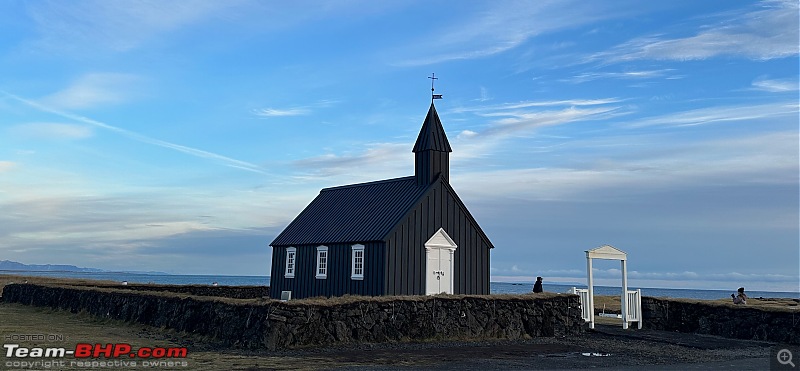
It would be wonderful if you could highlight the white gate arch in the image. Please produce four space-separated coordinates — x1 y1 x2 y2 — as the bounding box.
584 245 641 329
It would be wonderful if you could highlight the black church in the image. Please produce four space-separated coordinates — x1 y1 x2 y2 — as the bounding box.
269 102 494 299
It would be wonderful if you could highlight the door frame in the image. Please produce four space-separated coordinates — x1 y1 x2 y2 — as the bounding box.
424 228 458 295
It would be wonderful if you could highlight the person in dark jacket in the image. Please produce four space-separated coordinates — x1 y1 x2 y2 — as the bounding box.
532 276 543 293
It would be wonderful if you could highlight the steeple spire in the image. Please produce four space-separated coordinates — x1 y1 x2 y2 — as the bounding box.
414 102 451 186
413 103 452 153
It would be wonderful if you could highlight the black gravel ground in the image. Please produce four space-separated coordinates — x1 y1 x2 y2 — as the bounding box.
269 324 776 370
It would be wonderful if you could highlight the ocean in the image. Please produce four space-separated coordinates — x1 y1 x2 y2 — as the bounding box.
3 271 798 300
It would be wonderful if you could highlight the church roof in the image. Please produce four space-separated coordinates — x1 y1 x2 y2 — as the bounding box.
270 176 429 246
413 103 452 153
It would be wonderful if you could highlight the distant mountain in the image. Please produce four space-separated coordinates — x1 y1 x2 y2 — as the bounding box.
0 260 105 273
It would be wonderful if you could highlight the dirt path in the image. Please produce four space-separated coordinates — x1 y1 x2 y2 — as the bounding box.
0 302 775 370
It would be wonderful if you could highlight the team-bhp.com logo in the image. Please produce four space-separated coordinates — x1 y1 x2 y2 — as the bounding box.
4 343 188 369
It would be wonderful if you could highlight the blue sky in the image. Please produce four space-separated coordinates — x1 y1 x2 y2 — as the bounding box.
0 1 797 292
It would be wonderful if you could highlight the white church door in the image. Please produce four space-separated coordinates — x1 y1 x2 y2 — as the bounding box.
425 228 458 295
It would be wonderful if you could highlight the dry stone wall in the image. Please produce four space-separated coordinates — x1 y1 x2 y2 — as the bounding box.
2 284 584 350
642 296 800 344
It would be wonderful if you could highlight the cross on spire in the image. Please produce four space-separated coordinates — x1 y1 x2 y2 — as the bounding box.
428 73 443 101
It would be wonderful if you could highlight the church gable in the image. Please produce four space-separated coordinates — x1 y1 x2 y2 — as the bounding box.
384 176 493 250
383 176 492 295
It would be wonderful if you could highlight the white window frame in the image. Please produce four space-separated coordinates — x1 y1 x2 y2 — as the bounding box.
351 244 365 280
315 245 328 279
284 247 296 278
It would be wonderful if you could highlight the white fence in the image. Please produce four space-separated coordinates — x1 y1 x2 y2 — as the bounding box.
571 287 592 322
571 287 642 329
626 289 642 329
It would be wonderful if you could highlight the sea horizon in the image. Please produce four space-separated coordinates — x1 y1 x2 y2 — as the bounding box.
2 270 798 301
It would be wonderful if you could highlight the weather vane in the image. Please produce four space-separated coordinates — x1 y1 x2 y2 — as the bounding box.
428 73 443 101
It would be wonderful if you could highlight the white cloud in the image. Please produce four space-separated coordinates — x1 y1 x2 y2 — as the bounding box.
42 73 141 110
292 142 409 181
454 130 798 202
9 122 93 140
751 77 799 92
450 100 628 157
252 100 338 118
624 101 798 128
253 107 310 117
591 0 799 63
457 130 478 140
416 99 627 162
392 1 638 66
451 99 622 114
565 69 677 84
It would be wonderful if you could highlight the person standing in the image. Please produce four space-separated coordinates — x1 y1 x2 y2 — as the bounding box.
532 276 543 293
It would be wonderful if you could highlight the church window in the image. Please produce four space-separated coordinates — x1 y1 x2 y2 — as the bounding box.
285 247 296 278
351 244 365 280
316 246 328 279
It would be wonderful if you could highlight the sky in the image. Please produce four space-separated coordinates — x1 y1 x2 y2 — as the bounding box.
0 1 797 292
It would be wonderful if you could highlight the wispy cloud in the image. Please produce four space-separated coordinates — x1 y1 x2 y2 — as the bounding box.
590 0 799 63
3 91 267 174
42 73 141 110
252 100 338 118
292 142 408 179
564 69 676 84
481 106 625 138
751 76 799 92
359 99 629 163
455 130 798 203
25 1 246 52
450 99 627 159
451 98 622 114
392 1 637 66
252 107 310 117
624 101 798 128
9 122 93 140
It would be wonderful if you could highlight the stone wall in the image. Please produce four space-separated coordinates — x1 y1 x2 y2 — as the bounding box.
642 297 800 344
2 284 584 350
70 283 269 299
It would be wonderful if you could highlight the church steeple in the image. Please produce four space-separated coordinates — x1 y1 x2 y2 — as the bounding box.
414 103 452 186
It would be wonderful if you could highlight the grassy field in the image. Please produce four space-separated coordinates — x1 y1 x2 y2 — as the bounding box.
589 291 799 312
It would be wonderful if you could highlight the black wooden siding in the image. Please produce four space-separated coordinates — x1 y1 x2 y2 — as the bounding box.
415 151 449 186
384 178 492 296
269 242 385 299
